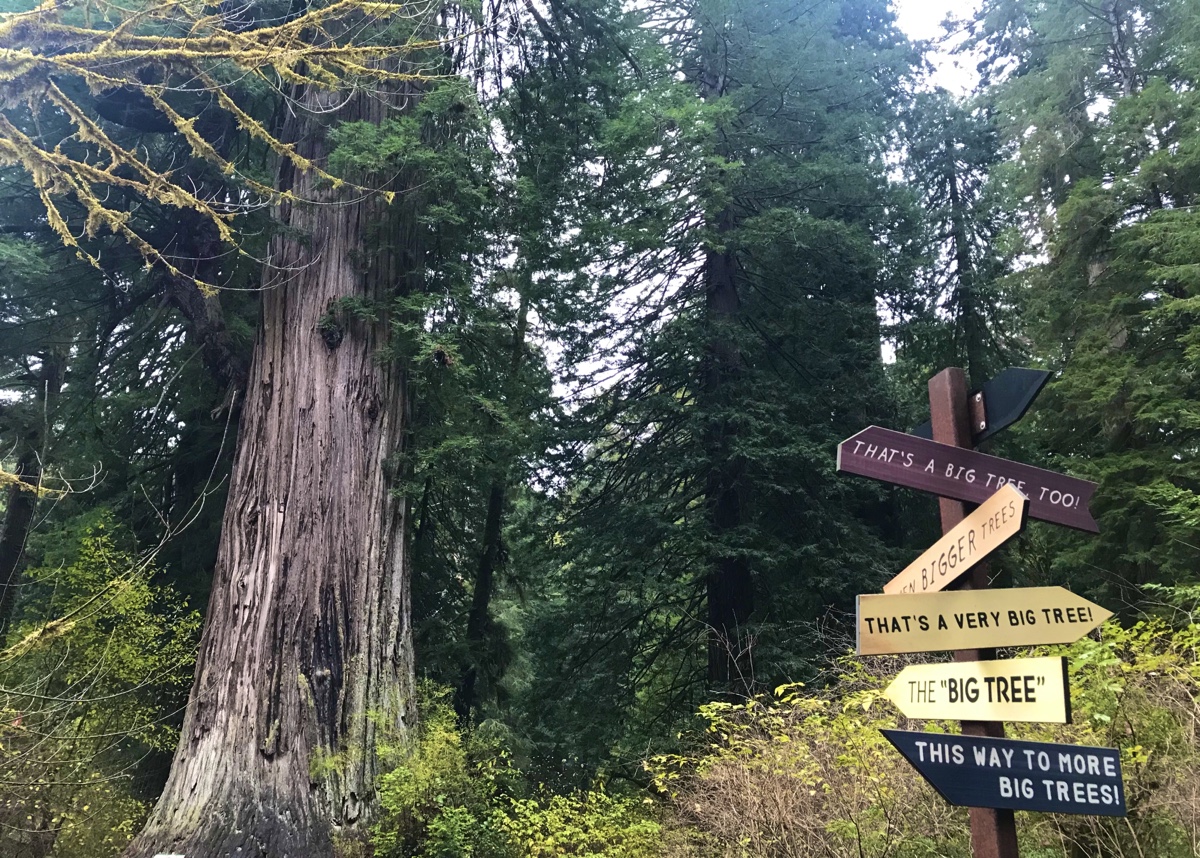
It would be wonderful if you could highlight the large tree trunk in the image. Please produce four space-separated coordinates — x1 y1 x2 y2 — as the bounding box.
126 81 418 858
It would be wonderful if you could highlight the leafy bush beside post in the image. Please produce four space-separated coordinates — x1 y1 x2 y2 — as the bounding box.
648 618 1200 858
370 614 1200 858
647 680 968 858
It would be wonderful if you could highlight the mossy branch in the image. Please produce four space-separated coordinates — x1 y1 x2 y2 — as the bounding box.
0 0 468 287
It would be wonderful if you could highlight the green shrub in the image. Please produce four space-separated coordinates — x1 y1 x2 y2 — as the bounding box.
649 619 1200 858
372 684 662 857
499 791 661 858
0 513 201 858
372 685 514 857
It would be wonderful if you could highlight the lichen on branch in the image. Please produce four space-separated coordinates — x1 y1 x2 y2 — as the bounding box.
0 0 466 291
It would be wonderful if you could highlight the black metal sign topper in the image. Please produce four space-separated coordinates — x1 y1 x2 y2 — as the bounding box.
914 368 1052 444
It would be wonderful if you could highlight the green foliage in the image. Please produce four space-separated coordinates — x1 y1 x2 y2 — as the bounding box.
0 513 201 857
372 685 661 857
372 685 513 856
506 0 920 782
651 619 1200 858
498 792 661 858
967 0 1200 604
894 90 1022 389
0 0 446 284
648 678 966 858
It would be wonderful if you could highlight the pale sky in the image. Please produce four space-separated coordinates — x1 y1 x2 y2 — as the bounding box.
893 0 982 95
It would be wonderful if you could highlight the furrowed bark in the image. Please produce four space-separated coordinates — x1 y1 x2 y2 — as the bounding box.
125 79 419 858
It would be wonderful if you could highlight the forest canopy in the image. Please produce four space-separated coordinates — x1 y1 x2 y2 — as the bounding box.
0 0 1198 856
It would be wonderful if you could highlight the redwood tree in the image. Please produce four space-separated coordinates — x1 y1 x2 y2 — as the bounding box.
0 2 441 854
125 83 419 856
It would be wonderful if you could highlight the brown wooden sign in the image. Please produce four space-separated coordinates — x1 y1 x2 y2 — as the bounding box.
836 426 1098 533
885 484 1028 595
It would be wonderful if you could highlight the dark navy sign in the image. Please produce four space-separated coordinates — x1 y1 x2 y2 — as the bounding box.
883 729 1125 817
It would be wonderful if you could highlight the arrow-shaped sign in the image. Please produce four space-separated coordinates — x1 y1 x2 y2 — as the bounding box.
884 656 1071 723
913 367 1052 444
882 730 1125 816
837 426 1098 532
858 587 1112 655
886 484 1028 594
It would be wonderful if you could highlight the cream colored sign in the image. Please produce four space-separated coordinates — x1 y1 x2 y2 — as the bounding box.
857 587 1112 655
885 483 1028 595
884 656 1071 723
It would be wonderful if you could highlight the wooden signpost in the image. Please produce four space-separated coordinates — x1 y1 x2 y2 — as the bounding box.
884 656 1071 723
835 366 1121 858
836 425 1099 532
857 587 1112 655
882 730 1126 817
885 484 1028 594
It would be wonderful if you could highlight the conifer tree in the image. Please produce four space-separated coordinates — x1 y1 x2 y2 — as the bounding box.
971 0 1200 602
0 1 460 854
899 90 1018 386
510 0 918 775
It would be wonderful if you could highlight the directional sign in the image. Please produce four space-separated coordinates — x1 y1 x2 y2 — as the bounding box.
882 730 1125 816
886 484 1028 594
858 587 1112 655
836 426 1098 532
914 367 1052 444
884 656 1071 723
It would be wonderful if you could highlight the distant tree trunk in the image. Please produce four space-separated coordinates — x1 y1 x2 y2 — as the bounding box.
454 480 505 723
0 353 62 639
125 80 419 858
0 448 40 639
944 143 988 387
696 22 753 690
454 295 528 723
702 207 753 692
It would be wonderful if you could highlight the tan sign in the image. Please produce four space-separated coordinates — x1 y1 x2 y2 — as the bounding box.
857 587 1112 655
885 483 1028 594
884 656 1071 723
